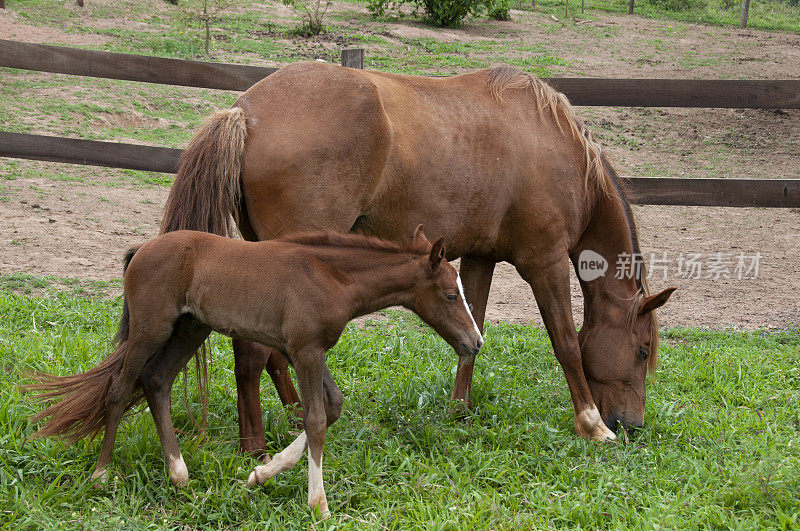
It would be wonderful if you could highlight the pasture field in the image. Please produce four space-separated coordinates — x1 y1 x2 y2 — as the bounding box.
1 0 799 527
1 283 799 528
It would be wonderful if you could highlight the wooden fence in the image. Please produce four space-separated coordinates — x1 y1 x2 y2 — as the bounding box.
1 39 798 207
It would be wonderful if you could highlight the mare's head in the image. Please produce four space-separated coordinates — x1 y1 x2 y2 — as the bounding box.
406 226 484 358
578 286 675 431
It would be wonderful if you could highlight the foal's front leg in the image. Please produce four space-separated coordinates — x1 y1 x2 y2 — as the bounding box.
248 352 342 517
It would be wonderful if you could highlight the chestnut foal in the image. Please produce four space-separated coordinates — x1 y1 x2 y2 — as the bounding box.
29 226 482 516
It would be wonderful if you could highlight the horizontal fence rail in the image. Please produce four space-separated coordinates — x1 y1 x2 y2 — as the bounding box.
0 39 276 91
2 40 800 108
3 132 798 208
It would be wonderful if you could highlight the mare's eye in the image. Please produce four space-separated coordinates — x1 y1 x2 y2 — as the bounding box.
637 346 650 360
444 292 457 301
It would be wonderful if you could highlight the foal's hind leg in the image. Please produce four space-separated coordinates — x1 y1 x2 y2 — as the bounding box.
452 255 495 408
140 316 211 486
92 324 176 483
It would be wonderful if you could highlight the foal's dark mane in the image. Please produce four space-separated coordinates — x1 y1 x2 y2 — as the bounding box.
278 231 427 256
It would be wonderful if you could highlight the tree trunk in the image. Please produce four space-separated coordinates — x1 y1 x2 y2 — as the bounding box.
739 0 751 28
564 0 568 19
76 0 84 7
629 0 635 14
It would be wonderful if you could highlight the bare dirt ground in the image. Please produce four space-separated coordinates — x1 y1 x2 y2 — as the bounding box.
0 4 798 330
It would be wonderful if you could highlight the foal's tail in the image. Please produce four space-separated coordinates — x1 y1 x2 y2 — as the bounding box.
27 248 141 442
160 107 248 237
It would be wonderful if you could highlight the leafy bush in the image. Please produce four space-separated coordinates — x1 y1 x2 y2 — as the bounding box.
417 0 483 26
646 0 707 11
484 0 512 19
368 0 508 27
283 0 332 35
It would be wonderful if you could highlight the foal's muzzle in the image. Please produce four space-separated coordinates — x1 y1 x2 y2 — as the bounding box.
459 335 483 357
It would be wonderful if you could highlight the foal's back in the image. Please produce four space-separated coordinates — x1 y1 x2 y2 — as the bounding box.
124 231 346 350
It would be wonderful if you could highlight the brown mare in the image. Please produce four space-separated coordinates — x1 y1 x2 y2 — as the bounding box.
29 227 482 516
161 62 675 449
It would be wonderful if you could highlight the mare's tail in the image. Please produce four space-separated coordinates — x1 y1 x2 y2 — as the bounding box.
158 107 247 435
160 107 248 237
27 248 142 442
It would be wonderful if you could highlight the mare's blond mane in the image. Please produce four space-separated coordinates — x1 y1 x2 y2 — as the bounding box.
487 66 611 195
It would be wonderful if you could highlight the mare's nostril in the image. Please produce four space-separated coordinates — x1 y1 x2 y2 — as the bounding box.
476 337 484 350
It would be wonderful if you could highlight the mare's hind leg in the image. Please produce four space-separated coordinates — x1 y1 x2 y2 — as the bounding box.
233 340 300 458
140 315 211 486
92 323 176 483
451 255 495 408
515 254 616 441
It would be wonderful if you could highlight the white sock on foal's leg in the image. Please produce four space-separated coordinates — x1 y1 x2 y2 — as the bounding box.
169 453 189 486
307 448 329 518
247 431 308 486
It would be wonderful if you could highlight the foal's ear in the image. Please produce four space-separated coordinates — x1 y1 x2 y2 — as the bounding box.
638 287 677 315
428 237 446 272
412 224 431 249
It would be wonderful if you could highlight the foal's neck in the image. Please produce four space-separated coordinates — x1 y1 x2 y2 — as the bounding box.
308 247 421 319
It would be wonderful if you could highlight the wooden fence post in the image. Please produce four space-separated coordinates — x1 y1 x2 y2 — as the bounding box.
341 48 364 69
740 0 751 27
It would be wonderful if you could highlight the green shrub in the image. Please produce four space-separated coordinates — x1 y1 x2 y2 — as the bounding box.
417 0 483 26
646 0 707 11
367 0 485 27
484 0 512 19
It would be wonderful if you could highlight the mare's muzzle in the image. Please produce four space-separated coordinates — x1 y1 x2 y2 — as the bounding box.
603 413 644 432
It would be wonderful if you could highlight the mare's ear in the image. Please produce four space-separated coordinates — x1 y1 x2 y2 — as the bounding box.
638 287 676 315
428 237 446 272
412 224 431 250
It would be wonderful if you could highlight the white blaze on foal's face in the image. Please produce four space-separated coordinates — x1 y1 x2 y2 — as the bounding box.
456 272 482 338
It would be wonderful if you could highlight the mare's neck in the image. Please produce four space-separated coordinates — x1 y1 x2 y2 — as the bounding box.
575 189 642 326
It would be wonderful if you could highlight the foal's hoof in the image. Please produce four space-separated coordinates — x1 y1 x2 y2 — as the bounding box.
168 455 189 487
247 464 276 487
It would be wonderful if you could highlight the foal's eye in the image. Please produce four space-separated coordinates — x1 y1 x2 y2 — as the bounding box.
637 346 650 360
444 292 458 301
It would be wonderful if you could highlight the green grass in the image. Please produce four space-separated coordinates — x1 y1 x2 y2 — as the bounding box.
1 288 799 528
530 0 800 32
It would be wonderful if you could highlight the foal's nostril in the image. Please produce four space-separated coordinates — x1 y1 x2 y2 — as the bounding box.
476 337 484 350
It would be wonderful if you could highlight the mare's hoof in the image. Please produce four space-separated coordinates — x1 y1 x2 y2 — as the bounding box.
575 408 618 442
90 468 108 489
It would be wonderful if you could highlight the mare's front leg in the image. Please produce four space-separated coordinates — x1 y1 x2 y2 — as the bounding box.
233 340 300 457
140 316 211 486
516 254 616 441
452 255 495 408
248 355 342 518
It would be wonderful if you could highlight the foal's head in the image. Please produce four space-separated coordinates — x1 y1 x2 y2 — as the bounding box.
406 227 484 358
